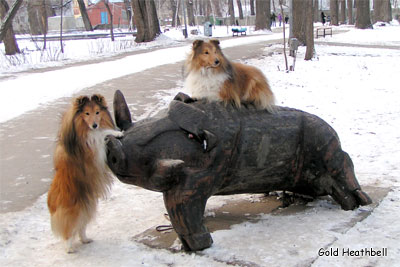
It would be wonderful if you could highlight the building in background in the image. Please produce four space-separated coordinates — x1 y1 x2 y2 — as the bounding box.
86 1 129 29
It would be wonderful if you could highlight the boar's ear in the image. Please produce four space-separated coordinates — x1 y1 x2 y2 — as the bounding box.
168 101 206 136
113 90 133 131
168 101 218 152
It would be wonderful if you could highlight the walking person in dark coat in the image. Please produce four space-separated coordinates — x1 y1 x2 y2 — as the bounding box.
321 12 326 26
271 13 276 27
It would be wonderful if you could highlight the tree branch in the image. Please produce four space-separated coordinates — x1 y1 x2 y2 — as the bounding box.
0 0 23 42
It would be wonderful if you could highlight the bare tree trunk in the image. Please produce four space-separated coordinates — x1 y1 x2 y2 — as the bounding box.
186 0 195 26
330 0 339 25
77 0 93 31
255 0 270 30
60 0 64 53
314 0 319 22
182 0 188 37
132 0 160 43
209 0 216 25
146 0 161 39
304 0 314 60
40 0 48 49
0 0 23 55
170 0 178 27
212 0 222 17
176 0 181 26
199 0 204 16
292 0 306 45
339 0 346 24
373 0 391 23
123 0 132 30
279 0 288 71
355 0 372 29
347 0 353 24
28 2 41 35
250 0 255 16
132 0 148 41
103 0 114 41
228 0 235 25
237 0 243 20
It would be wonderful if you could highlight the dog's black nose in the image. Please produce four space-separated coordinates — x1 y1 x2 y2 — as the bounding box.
93 123 98 129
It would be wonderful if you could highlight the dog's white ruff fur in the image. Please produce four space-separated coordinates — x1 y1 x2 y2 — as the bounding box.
185 68 229 102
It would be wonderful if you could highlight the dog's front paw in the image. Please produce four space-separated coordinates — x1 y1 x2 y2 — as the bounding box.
174 92 197 103
66 246 76 254
80 238 93 244
114 131 124 138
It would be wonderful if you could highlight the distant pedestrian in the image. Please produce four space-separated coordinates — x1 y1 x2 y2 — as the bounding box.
285 15 289 24
271 13 276 27
278 13 282 26
321 12 326 26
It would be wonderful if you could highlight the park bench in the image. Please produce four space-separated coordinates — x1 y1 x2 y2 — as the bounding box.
316 27 332 38
232 27 247 37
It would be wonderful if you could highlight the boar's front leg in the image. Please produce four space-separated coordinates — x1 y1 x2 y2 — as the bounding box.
163 188 212 251
320 139 372 210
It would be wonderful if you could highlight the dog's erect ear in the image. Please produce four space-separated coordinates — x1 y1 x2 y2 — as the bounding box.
210 39 220 48
192 40 204 50
75 96 90 111
91 94 107 108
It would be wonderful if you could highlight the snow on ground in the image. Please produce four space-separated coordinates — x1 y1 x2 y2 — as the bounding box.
1 24 400 266
316 20 400 46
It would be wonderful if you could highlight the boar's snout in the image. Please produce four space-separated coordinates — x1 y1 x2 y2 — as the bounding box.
106 135 126 174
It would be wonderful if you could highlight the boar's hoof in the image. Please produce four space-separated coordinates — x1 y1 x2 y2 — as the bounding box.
180 232 213 251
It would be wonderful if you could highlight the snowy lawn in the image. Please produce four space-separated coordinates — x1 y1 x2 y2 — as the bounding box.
1 23 400 266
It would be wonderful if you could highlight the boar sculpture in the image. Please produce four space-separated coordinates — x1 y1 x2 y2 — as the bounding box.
106 90 371 251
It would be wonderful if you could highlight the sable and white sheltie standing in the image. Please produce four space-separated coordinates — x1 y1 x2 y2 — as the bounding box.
47 94 122 253
184 39 275 112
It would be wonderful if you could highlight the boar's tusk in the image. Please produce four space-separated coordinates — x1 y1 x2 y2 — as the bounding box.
203 140 207 151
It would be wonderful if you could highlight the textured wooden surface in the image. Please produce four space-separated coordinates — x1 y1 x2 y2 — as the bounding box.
106 90 372 251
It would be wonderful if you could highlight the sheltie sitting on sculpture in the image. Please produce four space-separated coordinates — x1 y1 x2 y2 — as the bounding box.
47 94 122 253
184 39 275 112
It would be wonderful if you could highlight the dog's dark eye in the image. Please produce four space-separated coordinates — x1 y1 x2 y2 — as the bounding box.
96 111 100 115
205 51 209 54
85 112 90 116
